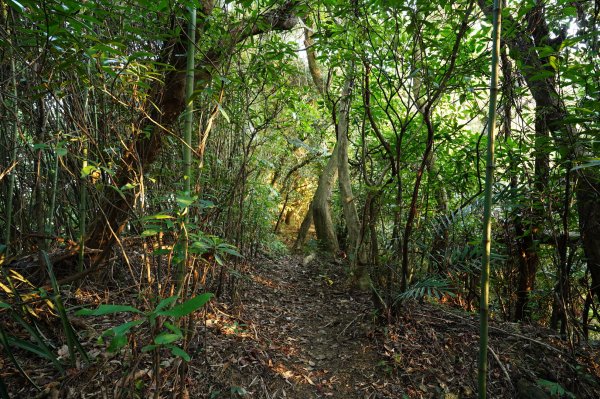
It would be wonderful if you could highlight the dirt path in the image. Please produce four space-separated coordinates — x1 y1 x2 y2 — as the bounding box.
197 253 600 399
200 254 392 398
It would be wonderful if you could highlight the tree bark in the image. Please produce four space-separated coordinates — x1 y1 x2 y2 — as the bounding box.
312 143 340 253
336 66 371 288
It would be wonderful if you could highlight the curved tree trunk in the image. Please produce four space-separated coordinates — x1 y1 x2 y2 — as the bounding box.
312 144 340 253
336 68 364 265
293 204 313 251
293 23 341 254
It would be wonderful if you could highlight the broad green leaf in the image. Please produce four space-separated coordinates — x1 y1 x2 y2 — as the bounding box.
154 332 181 345
141 344 159 352
219 246 242 257
141 229 159 237
154 296 178 312
156 293 212 317
170 346 191 361
76 304 141 316
163 321 182 335
107 334 128 352
108 319 145 337
176 194 196 208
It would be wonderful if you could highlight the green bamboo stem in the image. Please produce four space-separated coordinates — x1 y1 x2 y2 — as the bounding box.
478 0 502 397
48 136 60 241
177 5 196 296
79 64 91 270
4 45 19 256
183 7 196 198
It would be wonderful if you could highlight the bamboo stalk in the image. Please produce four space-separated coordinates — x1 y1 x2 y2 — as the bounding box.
4 20 19 257
478 0 502 397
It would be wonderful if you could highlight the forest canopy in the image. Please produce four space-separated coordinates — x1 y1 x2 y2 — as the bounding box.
0 0 599 397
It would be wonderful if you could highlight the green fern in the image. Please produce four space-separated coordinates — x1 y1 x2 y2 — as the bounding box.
536 379 576 398
396 277 455 303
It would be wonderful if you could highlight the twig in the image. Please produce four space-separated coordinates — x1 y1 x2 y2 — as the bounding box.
488 345 513 389
434 307 568 356
260 377 272 399
338 313 362 337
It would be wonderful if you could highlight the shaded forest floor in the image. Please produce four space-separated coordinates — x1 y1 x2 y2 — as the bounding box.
3 249 600 398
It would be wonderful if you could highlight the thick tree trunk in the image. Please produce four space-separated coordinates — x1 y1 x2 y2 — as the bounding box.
293 204 313 251
86 26 191 254
294 24 343 255
312 144 340 253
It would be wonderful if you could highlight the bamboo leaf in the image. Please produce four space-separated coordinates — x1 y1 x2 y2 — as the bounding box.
170 346 191 361
156 293 212 317
107 319 145 337
107 334 128 352
154 332 182 345
76 304 142 316
155 296 178 312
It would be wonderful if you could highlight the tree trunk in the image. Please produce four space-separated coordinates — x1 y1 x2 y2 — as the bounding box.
478 0 502 395
293 23 342 255
85 26 192 254
401 112 434 292
336 67 364 266
312 143 340 253
293 204 313 251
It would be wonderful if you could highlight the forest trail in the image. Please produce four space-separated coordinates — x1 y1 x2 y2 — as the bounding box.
197 252 600 399
201 254 387 398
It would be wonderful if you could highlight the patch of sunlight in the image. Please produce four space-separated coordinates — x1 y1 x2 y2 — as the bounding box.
252 274 278 289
